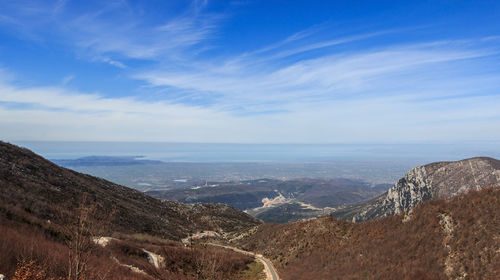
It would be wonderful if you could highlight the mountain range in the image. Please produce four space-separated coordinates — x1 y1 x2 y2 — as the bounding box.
1 141 499 279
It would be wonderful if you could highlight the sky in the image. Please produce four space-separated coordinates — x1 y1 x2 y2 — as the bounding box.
0 0 499 143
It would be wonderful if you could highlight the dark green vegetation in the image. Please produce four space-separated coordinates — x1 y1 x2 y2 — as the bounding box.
238 261 265 280
0 141 261 279
238 186 500 279
252 203 319 223
148 179 390 223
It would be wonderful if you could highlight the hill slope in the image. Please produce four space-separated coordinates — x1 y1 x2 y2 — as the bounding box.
332 157 500 222
238 186 500 279
0 141 260 241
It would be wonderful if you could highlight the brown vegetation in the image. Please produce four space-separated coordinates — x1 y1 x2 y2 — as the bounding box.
0 141 260 241
0 210 254 279
106 240 253 279
238 187 500 279
0 141 258 279
12 260 58 280
0 218 141 280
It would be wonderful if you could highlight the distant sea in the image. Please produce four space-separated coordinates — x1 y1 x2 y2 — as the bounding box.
12 141 500 163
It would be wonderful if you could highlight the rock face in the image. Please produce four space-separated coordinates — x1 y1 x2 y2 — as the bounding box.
332 157 500 222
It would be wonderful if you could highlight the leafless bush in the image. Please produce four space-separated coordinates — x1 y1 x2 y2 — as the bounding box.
58 194 115 280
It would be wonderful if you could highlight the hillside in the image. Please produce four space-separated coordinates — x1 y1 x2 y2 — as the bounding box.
147 178 389 222
0 141 260 241
0 141 265 279
238 186 500 279
0 218 257 280
332 157 500 222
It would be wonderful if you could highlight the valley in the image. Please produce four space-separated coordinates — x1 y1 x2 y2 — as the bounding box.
147 178 390 223
1 142 499 279
0 142 263 279
52 155 412 192
2 2 499 279
146 179 390 222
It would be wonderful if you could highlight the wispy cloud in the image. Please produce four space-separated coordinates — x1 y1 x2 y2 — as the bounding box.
61 74 74 85
0 0 220 61
136 39 500 108
1 50 500 143
69 12 219 60
0 75 246 142
250 29 398 60
0 1 499 143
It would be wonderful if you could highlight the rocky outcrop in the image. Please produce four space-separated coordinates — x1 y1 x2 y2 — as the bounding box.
333 157 500 222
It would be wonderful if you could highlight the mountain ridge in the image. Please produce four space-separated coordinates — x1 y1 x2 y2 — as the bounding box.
238 185 500 279
0 141 260 241
332 156 500 222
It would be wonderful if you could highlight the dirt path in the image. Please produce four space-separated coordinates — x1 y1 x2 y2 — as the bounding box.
204 243 280 280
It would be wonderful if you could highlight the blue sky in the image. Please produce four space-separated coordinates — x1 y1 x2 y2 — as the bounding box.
0 0 499 143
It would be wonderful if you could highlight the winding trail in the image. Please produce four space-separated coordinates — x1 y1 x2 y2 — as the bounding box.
205 243 280 280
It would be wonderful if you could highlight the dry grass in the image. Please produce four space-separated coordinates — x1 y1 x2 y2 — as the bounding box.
239 187 500 279
0 215 253 280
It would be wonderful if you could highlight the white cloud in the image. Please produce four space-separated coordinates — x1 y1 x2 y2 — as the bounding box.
97 57 127 68
136 40 498 107
0 78 247 142
0 2 499 143
1 68 499 143
0 0 220 62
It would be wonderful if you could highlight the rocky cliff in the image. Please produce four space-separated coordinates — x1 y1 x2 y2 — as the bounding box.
333 157 500 222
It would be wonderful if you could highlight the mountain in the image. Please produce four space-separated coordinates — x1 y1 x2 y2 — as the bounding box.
0 141 260 241
332 157 500 222
2 142 499 279
147 178 390 223
238 186 500 279
0 141 264 279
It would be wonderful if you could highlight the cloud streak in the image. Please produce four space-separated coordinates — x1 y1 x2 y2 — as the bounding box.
0 1 499 143
136 39 500 109
0 0 220 61
1 58 499 143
